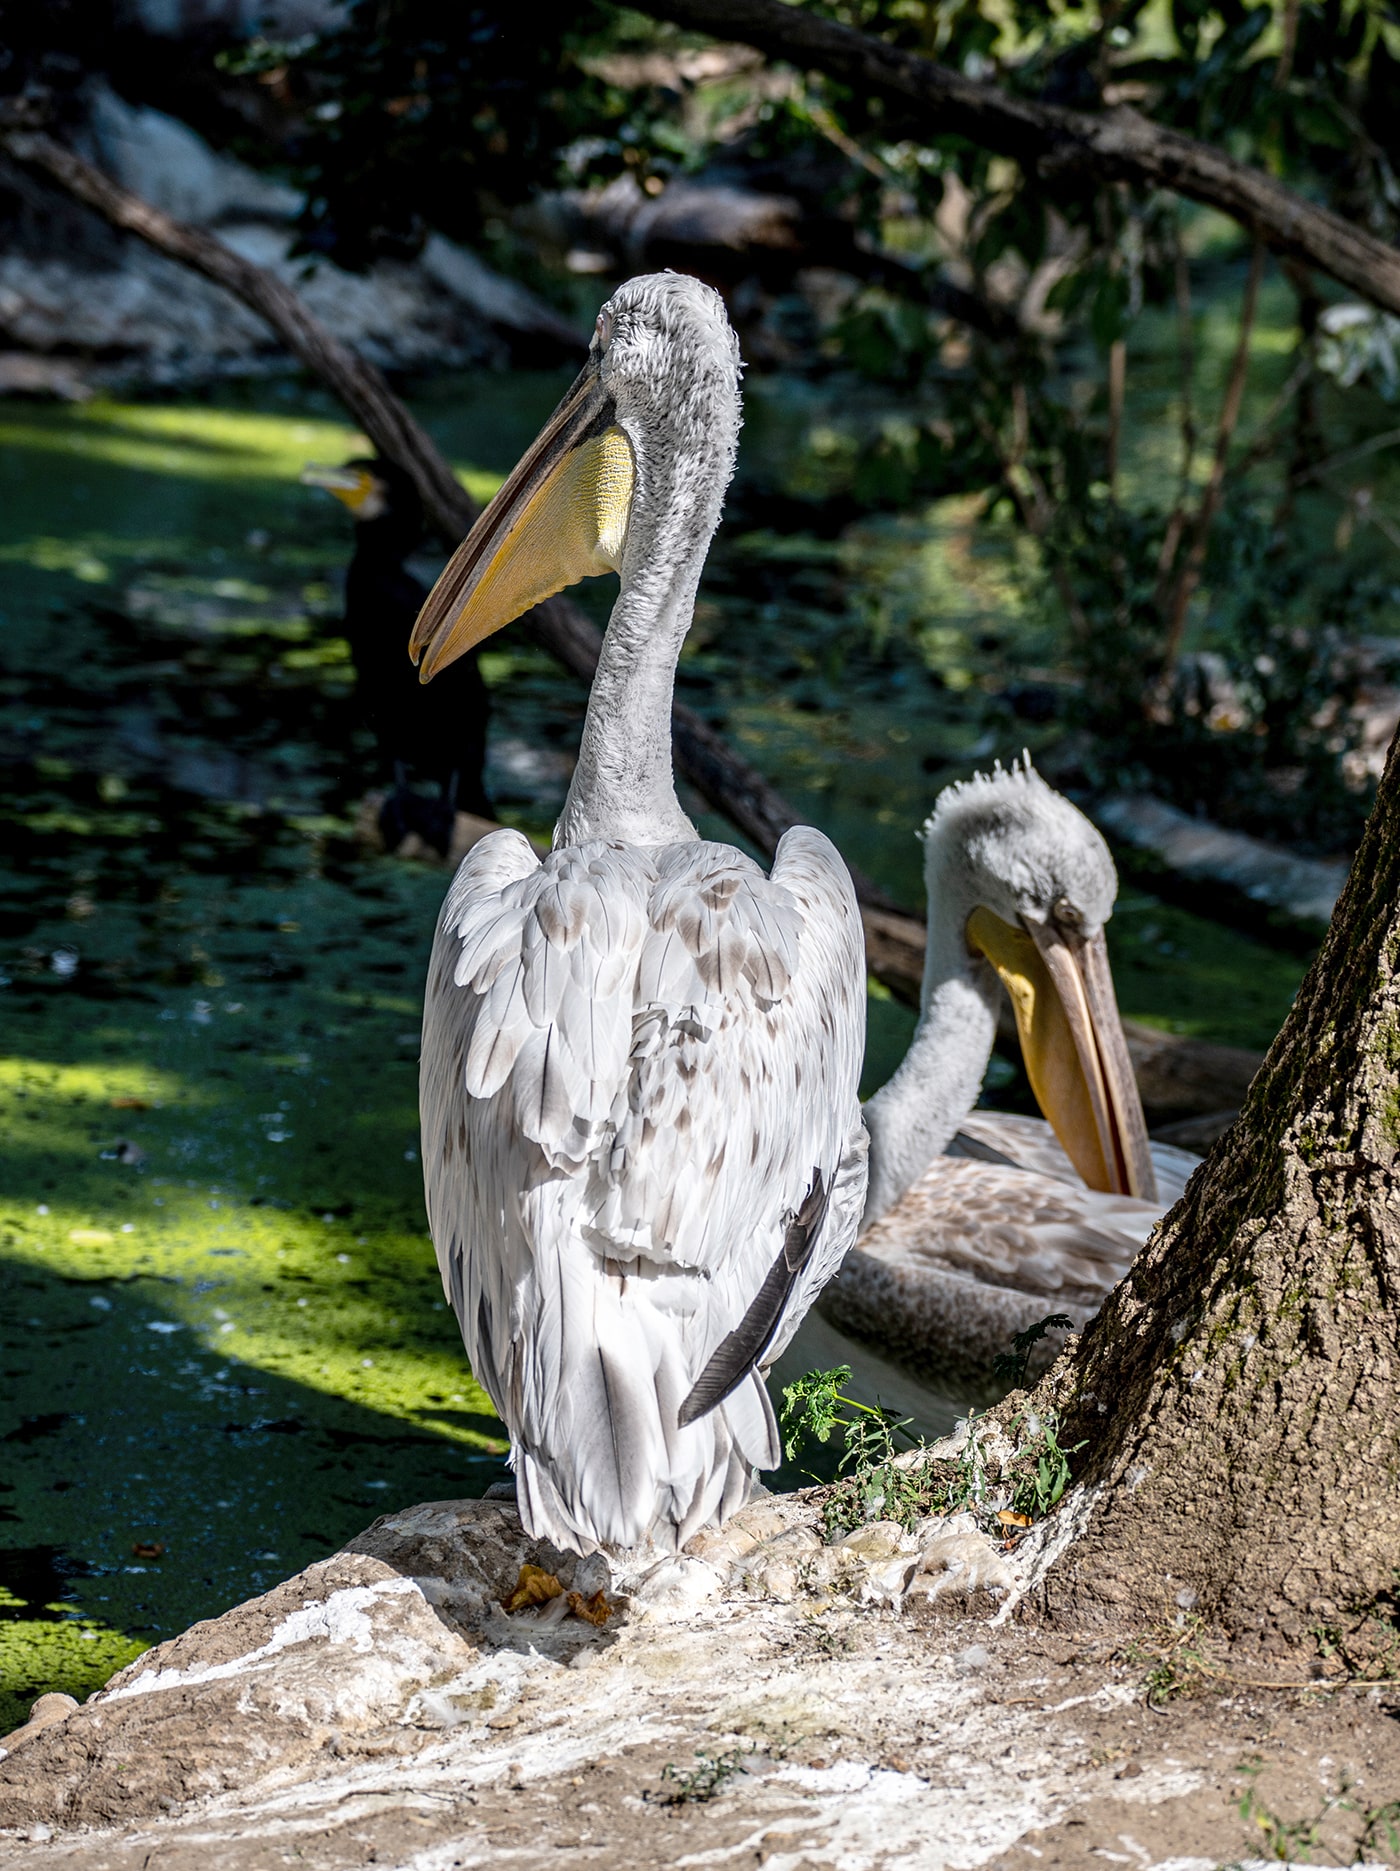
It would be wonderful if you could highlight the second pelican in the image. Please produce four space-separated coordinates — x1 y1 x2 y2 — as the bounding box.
823 760 1198 1388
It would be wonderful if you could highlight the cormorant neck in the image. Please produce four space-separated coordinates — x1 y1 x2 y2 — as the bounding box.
861 853 1001 1226
353 508 423 566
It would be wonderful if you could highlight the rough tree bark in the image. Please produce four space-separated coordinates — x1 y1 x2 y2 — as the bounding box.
640 0 1400 319
1037 724 1400 1648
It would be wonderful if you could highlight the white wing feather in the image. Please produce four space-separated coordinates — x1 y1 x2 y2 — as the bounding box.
420 825 867 1553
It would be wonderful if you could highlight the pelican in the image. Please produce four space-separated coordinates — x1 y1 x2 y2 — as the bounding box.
412 274 868 1554
820 760 1199 1389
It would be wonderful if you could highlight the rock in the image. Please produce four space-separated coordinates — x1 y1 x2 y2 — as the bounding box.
0 85 583 391
82 80 301 227
837 1520 910 1562
0 353 92 400
418 235 585 354
0 1496 1040 1848
904 1531 1016 1620
0 1493 1372 1867
125 0 340 37
0 1694 79 1760
628 1555 721 1620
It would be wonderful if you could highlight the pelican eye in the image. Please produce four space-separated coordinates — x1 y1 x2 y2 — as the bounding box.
1052 895 1084 930
595 308 614 352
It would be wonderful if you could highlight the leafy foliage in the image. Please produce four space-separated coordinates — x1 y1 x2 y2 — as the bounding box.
991 1311 1074 1389
1007 1408 1082 1520
1233 1756 1400 1863
778 1362 854 1461
779 1364 931 1536
656 1746 751 1804
157 2 1400 847
226 3 649 266
781 1368 1084 1542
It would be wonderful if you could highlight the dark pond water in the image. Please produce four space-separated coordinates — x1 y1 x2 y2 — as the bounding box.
0 370 1308 1727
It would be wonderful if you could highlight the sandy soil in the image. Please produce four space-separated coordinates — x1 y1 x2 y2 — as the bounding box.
2 1496 1396 1871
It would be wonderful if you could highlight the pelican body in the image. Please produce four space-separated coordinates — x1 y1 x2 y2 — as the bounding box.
412 276 867 1554
822 761 1198 1389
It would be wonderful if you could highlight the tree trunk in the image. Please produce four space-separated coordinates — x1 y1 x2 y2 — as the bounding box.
1036 727 1400 1649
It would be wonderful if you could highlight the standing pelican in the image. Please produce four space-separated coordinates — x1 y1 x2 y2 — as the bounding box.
821 760 1199 1387
413 275 867 1554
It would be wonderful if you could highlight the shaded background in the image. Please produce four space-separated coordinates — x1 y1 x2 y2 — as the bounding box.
6 0 1396 1724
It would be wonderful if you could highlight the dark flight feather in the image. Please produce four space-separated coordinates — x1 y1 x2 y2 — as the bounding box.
677 1169 828 1428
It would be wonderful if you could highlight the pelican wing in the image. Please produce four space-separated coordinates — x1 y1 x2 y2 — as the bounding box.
420 824 867 1552
951 1109 1200 1207
823 1154 1170 1390
865 1155 1156 1301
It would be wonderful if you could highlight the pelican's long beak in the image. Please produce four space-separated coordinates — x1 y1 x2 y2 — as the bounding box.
965 908 1157 1201
410 358 635 681
301 463 377 510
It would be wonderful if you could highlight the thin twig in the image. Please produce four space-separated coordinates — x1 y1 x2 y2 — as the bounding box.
1277 0 1300 91
976 409 1091 639
1289 425 1400 488
1229 350 1315 482
1106 337 1126 494
1155 223 1198 584
1159 241 1266 675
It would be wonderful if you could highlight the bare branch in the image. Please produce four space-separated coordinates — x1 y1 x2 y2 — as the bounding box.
0 127 901 906
636 0 1400 317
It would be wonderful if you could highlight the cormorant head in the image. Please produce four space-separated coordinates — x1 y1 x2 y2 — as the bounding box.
301 457 422 531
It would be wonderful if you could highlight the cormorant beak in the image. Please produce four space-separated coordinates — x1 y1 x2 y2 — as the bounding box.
965 907 1157 1201
301 463 379 512
410 356 635 682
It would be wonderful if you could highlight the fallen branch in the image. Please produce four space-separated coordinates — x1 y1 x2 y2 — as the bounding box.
636 0 1400 319
1 124 896 904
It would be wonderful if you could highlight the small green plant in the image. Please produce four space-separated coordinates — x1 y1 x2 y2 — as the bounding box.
1357 1800 1400 1858
779 1364 937 1539
656 1746 751 1805
1233 1759 1400 1860
779 1365 856 1462
1125 1611 1211 1707
992 1314 1075 1389
1309 1573 1400 1683
827 1405 930 1539
1008 1409 1083 1520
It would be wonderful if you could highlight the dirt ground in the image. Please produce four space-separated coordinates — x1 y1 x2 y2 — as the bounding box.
2 1497 1398 1870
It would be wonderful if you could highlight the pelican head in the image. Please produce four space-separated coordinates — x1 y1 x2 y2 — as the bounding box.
410 272 742 681
924 757 1155 1202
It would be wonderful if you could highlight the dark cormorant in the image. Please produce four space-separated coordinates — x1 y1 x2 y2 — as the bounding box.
304 457 490 854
